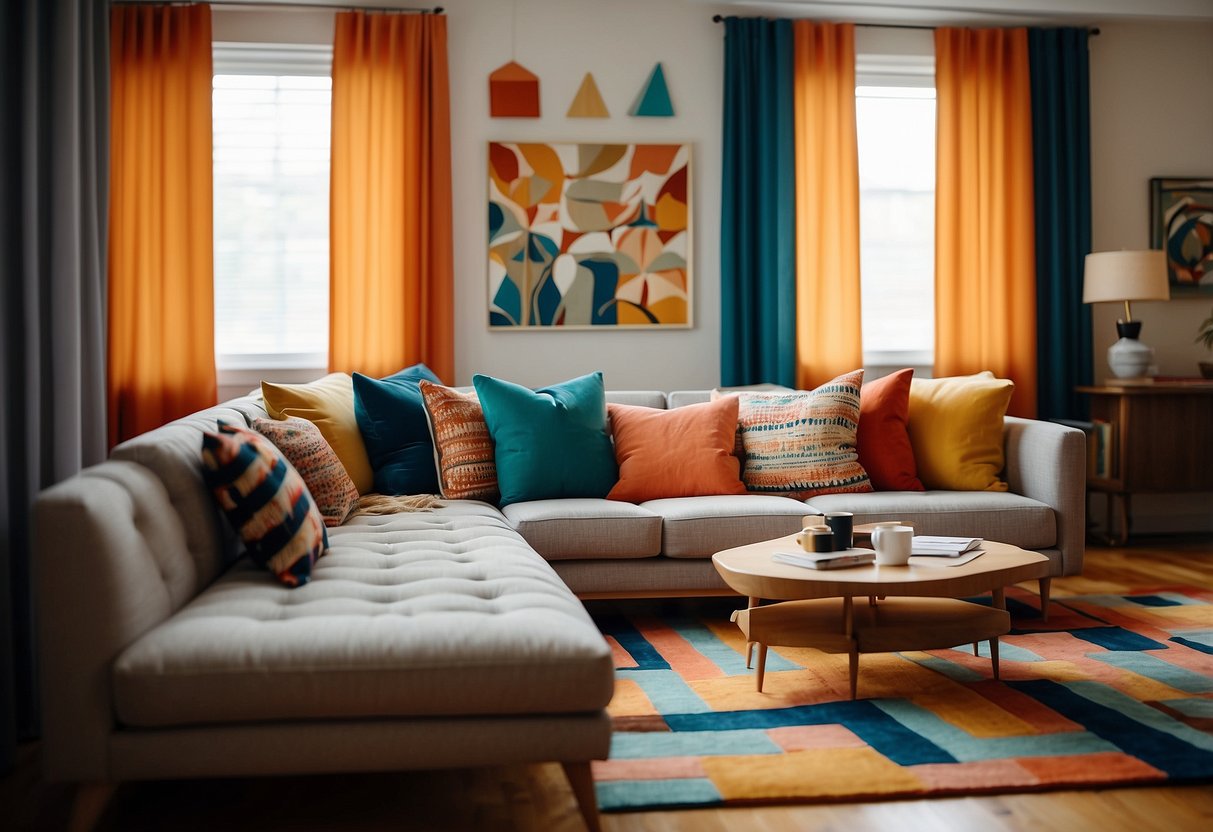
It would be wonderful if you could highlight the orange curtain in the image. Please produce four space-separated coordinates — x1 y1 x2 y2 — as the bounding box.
108 4 216 447
792 20 863 389
934 28 1037 417
329 11 453 382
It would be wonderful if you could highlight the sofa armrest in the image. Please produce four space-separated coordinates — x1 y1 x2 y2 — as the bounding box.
1002 416 1086 576
35 461 199 781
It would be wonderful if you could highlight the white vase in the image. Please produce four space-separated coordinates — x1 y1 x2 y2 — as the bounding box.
1107 337 1153 378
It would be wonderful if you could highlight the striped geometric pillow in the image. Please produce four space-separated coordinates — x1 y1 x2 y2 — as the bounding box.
729 369 872 498
418 381 500 503
201 420 328 587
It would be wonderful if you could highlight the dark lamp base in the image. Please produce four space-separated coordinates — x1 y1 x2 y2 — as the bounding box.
1116 320 1142 339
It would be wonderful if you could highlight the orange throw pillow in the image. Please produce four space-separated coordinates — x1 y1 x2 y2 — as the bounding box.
607 398 747 502
858 369 924 491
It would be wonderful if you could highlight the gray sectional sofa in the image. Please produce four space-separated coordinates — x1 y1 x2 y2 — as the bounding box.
34 388 1086 830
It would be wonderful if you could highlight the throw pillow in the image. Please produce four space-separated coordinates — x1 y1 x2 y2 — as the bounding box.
352 363 442 496
200 420 328 587
857 369 924 491
473 371 618 507
261 373 373 495
253 416 360 526
418 381 499 503
726 369 872 498
606 398 747 502
907 371 1014 491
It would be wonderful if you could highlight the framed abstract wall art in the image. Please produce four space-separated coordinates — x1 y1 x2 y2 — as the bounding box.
488 142 691 328
1150 177 1213 295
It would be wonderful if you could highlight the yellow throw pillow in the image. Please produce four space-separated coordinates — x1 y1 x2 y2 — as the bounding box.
907 372 1014 492
261 373 373 495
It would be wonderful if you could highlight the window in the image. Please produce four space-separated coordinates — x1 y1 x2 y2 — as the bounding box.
212 44 332 370
855 58 936 369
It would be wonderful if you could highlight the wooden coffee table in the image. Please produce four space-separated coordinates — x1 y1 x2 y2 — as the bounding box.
712 536 1050 699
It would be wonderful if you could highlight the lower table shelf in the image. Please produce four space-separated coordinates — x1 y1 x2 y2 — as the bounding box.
731 596 1011 699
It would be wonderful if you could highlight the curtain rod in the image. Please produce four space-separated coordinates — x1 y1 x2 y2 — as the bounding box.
710 14 1099 35
113 1 443 12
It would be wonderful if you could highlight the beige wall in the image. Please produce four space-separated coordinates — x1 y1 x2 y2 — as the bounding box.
446 0 729 389
1088 20 1213 534
1089 21 1213 378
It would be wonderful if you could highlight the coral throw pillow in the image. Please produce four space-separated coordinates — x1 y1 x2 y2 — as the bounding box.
606 398 747 502
727 369 872 498
352 363 442 496
857 369 924 491
418 381 499 503
262 373 373 495
473 371 618 507
907 371 1014 491
201 421 328 587
253 416 360 526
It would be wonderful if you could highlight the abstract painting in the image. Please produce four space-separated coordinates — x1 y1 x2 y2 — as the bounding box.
1150 177 1213 294
488 142 691 328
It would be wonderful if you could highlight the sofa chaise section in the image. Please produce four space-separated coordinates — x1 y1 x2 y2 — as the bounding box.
35 407 613 831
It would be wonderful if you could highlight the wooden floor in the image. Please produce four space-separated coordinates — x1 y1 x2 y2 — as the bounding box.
4 537 1212 832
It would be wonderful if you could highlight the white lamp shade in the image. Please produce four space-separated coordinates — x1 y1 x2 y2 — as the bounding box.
1082 250 1170 303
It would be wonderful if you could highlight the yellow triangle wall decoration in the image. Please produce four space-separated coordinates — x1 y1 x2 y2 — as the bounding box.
566 72 609 118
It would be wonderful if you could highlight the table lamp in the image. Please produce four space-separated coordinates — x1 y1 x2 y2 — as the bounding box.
1082 250 1170 378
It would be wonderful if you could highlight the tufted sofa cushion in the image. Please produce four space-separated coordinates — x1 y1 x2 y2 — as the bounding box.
111 502 614 728
110 396 270 592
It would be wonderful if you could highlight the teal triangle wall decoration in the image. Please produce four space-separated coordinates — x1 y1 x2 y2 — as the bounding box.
629 63 674 117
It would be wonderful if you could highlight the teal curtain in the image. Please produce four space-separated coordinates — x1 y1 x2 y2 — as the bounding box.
1029 28 1092 421
720 17 795 387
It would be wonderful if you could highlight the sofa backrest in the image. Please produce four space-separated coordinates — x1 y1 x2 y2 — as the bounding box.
605 391 667 408
108 394 270 593
667 390 710 408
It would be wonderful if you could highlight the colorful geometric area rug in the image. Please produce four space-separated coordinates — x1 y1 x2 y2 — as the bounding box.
588 586 1213 811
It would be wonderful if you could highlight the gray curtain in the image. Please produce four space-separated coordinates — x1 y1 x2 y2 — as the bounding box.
0 0 109 771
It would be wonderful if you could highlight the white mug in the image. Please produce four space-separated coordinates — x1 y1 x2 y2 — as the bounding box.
872 524 913 566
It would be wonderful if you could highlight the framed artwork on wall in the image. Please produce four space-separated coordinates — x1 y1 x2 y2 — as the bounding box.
1149 177 1213 295
488 142 691 329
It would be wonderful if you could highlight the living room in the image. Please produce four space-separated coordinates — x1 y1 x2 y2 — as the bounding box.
3 0 1212 830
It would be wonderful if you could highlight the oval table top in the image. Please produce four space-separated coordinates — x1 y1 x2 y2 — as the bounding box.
712 535 1050 601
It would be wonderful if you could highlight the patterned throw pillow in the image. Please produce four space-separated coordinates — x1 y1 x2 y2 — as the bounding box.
253 416 360 526
728 369 872 498
201 421 328 587
418 381 499 502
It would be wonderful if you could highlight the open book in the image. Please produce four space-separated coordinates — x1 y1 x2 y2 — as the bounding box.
911 536 983 557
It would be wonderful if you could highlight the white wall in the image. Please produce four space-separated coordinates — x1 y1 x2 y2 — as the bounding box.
446 0 729 389
1088 20 1213 534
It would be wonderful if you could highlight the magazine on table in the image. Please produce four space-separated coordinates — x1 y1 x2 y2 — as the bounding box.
773 549 875 570
911 536 984 557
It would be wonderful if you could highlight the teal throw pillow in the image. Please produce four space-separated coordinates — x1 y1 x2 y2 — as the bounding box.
353 363 441 495
473 371 618 506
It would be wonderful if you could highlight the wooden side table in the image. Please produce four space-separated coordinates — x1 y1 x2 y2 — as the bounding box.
1077 383 1213 544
